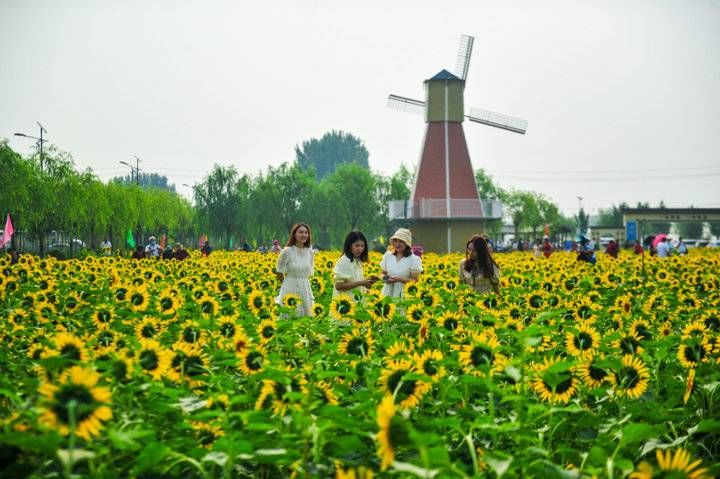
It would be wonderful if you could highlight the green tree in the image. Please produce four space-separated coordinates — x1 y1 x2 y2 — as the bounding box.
676 222 704 239
505 190 541 239
575 207 590 236
112 172 176 192
475 168 503 199
266 163 316 232
194 165 244 249
597 202 629 227
325 163 379 231
375 165 413 239
295 130 369 179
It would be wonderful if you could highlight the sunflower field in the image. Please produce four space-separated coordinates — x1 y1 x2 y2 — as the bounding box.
1 250 719 478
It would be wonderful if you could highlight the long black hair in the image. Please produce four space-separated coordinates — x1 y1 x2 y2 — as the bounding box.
464 235 498 279
343 231 369 263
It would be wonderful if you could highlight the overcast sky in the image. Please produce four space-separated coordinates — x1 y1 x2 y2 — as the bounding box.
2 0 719 216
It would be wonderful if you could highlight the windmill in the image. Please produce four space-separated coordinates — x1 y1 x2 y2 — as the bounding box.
388 34 528 252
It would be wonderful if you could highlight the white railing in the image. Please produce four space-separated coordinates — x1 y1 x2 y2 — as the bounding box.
389 199 503 220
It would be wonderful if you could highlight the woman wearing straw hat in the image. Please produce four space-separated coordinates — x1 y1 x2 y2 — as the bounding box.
379 228 423 298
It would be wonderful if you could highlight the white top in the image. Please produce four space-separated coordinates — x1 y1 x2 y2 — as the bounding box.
380 251 423 298
656 241 670 258
332 255 366 298
275 245 315 316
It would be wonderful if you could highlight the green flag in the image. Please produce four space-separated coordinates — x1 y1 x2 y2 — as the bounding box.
126 229 136 248
229 237 234 249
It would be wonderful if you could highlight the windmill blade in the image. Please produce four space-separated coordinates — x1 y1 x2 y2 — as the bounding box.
454 34 474 80
388 94 425 116
467 107 528 134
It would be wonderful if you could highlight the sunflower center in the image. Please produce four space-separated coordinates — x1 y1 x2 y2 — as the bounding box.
619 337 640 355
617 367 640 389
423 360 439 376
443 318 458 330
160 298 174 311
52 384 96 423
220 323 235 337
245 352 264 371
387 370 416 399
470 346 493 367
262 326 274 339
346 338 368 357
183 327 200 343
140 349 160 371
337 301 351 314
131 293 145 306
589 366 607 381
574 332 594 351
60 344 82 360
141 325 156 338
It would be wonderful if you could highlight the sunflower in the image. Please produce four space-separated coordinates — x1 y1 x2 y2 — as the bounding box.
436 311 463 332
629 319 653 341
564 323 601 358
198 295 220 319
385 339 414 361
336 463 375 479
612 331 645 356
406 304 427 323
127 286 152 313
157 290 182 317
247 290 266 314
330 294 356 321
416 318 431 346
238 345 267 375
62 291 83 314
681 321 708 340
38 366 112 440
369 298 396 323
91 305 115 330
34 300 58 324
134 316 166 340
459 334 506 378
338 328 374 358
176 320 205 347
530 356 579 404
609 354 650 399
136 339 173 381
256 318 277 344
376 395 410 471
312 303 325 317
44 332 89 363
168 343 209 388
575 354 609 388
281 293 302 309
677 340 712 369
190 420 224 449
683 368 695 404
629 448 710 479
413 349 446 382
231 329 251 355
417 290 441 308
314 380 339 406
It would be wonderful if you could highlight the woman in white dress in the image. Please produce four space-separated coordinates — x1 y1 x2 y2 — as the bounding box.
380 228 422 298
333 231 378 300
275 223 315 316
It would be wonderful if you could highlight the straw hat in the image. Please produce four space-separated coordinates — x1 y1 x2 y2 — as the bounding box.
390 228 412 247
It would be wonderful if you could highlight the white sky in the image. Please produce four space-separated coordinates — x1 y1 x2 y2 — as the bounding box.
2 0 719 216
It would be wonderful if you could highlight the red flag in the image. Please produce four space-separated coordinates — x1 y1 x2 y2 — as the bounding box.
1 214 14 248
159 234 166 250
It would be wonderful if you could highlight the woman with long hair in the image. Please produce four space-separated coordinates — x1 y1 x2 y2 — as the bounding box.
459 235 500 295
275 223 315 316
379 228 422 298
333 231 378 299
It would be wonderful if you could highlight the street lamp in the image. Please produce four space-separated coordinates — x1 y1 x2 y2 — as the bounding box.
14 122 48 171
119 155 141 186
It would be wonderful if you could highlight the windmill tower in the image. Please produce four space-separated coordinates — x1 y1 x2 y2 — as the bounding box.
388 35 528 253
